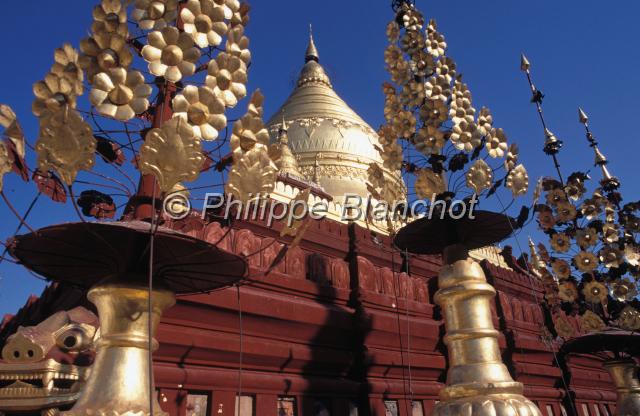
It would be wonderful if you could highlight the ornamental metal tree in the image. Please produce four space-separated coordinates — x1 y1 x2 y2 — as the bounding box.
0 1 285 414
373 1 542 415
521 56 640 415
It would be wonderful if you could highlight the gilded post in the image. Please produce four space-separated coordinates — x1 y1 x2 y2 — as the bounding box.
433 245 542 416
603 359 640 416
62 281 175 416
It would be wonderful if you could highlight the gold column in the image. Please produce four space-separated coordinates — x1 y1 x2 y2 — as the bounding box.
433 246 542 416
62 281 175 416
603 359 640 416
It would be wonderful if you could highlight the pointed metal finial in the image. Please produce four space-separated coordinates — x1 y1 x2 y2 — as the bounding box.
520 53 531 72
578 107 589 125
305 24 319 63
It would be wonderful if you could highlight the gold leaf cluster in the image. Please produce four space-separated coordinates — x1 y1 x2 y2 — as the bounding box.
139 117 205 193
35 106 96 186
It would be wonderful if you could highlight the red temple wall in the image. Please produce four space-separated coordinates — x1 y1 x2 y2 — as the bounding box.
0 215 620 416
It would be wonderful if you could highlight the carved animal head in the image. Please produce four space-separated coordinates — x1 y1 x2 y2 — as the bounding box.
0 307 98 414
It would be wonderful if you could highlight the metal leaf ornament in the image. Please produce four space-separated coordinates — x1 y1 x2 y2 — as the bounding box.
181 0 228 48
139 117 205 193
465 159 493 194
32 73 78 117
230 91 269 159
36 106 96 186
90 68 152 121
0 142 11 192
142 26 201 83
415 168 445 199
132 0 179 30
226 25 251 66
50 44 84 96
79 32 133 84
619 306 640 331
0 104 25 160
505 164 529 197
92 0 129 37
225 145 277 203
206 52 248 108
173 85 227 140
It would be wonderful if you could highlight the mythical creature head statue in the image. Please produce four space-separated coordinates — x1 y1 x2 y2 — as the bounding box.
0 307 98 415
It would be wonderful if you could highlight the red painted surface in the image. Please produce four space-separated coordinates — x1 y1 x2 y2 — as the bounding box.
0 215 619 416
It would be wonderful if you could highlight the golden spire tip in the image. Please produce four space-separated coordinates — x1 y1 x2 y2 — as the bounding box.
578 107 589 125
306 24 319 63
520 53 531 72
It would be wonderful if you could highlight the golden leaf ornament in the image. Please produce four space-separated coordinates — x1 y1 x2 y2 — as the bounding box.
465 159 493 194
132 0 179 30
90 68 152 121
555 201 577 223
213 0 240 20
36 106 96 186
225 145 277 203
415 168 446 199
139 117 205 193
599 246 624 268
549 232 570 253
173 85 227 141
551 259 571 280
558 281 578 302
505 164 529 197
476 107 493 137
0 104 25 159
230 91 269 158
582 280 608 304
142 26 201 83
380 140 403 171
619 306 640 331
580 310 606 333
553 314 575 339
576 227 598 248
181 0 228 48
92 0 128 37
80 32 133 84
32 73 78 117
51 44 84 96
504 143 519 171
486 128 508 158
226 25 251 66
609 279 637 302
450 119 480 152
0 142 11 192
206 52 248 108
574 251 598 273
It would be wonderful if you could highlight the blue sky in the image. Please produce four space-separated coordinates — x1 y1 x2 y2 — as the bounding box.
0 0 639 316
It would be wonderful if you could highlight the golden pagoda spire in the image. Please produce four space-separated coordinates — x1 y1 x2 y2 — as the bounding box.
306 24 319 62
